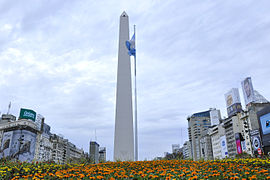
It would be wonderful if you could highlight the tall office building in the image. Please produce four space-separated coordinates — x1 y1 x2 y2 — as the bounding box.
99 147 106 162
187 110 211 160
89 141 100 164
222 114 243 157
114 11 134 161
183 141 192 159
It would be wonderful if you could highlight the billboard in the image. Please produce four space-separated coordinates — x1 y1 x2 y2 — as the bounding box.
220 135 228 158
250 130 261 154
252 135 261 150
241 77 255 105
236 139 242 154
19 108 36 122
210 109 221 126
0 131 13 158
257 106 270 153
224 88 242 117
259 112 270 135
235 133 242 154
9 130 37 162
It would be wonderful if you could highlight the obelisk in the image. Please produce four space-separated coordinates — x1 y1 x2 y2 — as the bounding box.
114 11 134 161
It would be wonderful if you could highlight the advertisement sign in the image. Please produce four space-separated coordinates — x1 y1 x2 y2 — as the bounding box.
0 131 13 158
252 136 261 150
227 103 242 117
9 130 37 162
220 135 228 158
241 77 255 105
257 106 270 153
259 112 270 135
19 108 36 122
210 109 221 126
225 88 242 117
236 139 242 154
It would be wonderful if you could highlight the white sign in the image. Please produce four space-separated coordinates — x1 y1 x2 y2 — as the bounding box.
220 135 228 158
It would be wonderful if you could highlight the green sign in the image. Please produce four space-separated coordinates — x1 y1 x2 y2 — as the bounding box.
19 108 36 122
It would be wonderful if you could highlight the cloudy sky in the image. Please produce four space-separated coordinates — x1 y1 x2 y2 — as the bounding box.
1 0 270 160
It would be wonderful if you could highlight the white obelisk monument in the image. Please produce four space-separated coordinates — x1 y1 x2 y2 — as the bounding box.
114 11 134 161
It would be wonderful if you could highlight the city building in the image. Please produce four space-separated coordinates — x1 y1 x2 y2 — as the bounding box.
183 141 192 159
257 104 270 154
222 113 244 157
90 141 99 164
199 130 213 160
238 102 270 156
99 147 106 162
208 124 227 159
67 142 84 160
187 110 211 160
172 144 180 154
50 134 68 164
0 114 16 124
0 108 84 163
34 123 52 162
0 118 39 162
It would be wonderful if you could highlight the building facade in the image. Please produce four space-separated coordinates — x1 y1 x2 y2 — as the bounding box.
187 110 211 160
90 141 100 164
209 124 226 159
0 111 84 164
222 114 244 157
183 141 192 159
50 134 68 164
0 119 39 162
99 147 106 162
199 131 213 160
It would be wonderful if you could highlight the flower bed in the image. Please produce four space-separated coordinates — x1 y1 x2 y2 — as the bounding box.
0 159 269 179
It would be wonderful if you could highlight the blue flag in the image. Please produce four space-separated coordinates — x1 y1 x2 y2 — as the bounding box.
125 33 136 57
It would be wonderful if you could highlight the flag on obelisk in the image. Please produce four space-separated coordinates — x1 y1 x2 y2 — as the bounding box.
113 11 134 161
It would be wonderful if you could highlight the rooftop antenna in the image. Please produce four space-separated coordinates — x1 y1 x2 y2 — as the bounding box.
7 102 11 115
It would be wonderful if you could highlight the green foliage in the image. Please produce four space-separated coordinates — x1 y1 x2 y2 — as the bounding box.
235 152 252 159
164 152 184 160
